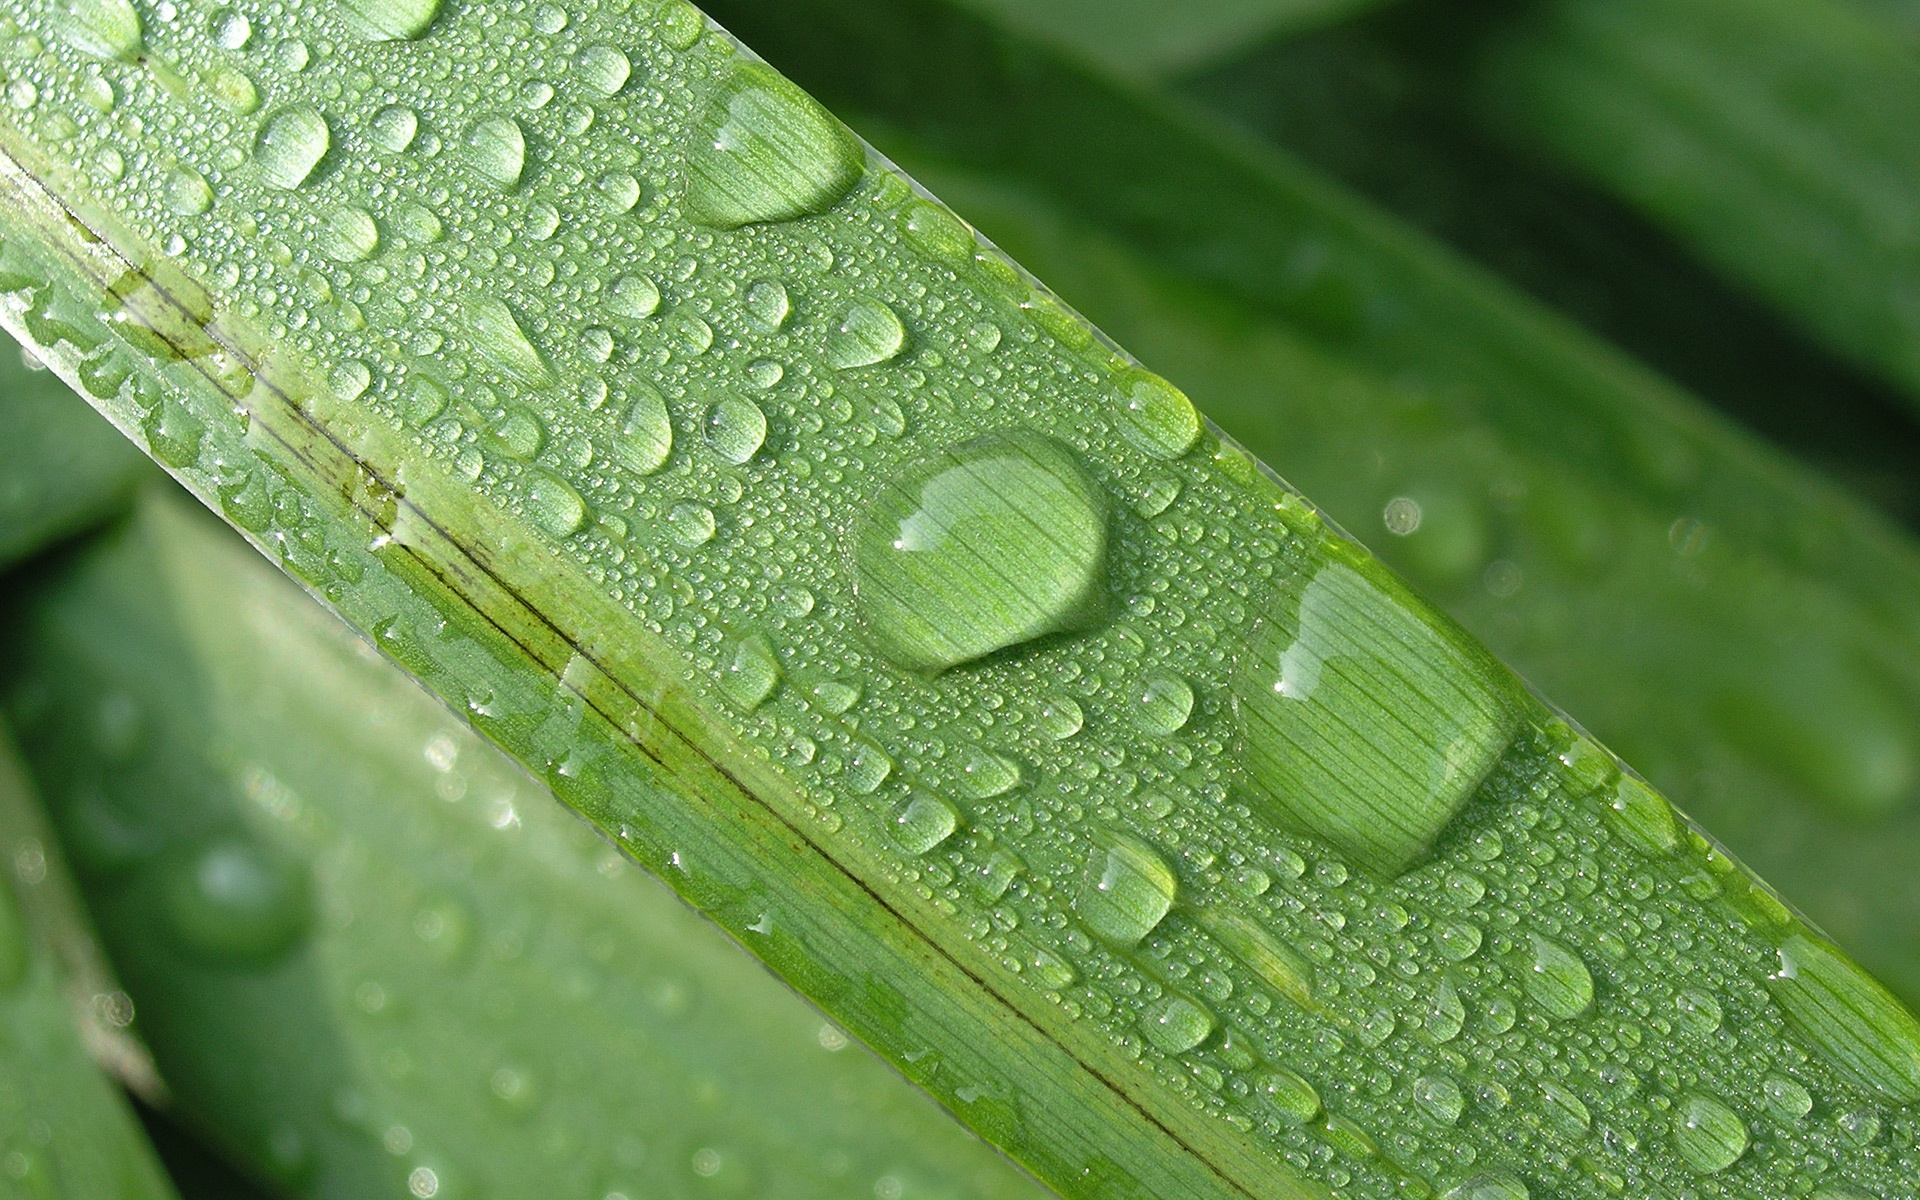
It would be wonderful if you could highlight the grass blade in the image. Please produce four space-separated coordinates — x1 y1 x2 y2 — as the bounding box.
0 3 1913 1197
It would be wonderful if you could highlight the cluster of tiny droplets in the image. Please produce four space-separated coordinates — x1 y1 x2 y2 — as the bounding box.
0 0 1914 1196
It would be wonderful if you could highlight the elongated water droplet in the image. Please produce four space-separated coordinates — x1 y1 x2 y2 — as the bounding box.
705 394 766 464
827 298 906 369
1605 774 1679 857
467 116 527 189
683 62 864 229
1413 1074 1464 1125
1074 833 1175 946
466 296 553 387
851 432 1107 672
745 279 790 330
1672 1093 1747 1173
1134 671 1193 735
959 747 1021 800
1037 696 1083 740
1525 933 1593 1020
1540 1080 1590 1135
1114 371 1200 460
1427 977 1465 1041
609 274 660 319
339 0 441 41
1142 994 1213 1053
845 743 892 794
668 501 715 546
525 472 584 537
157 840 311 965
1675 987 1723 1036
256 107 331 189
890 792 958 855
1231 550 1520 876
371 105 420 153
1197 907 1315 1009
1761 1074 1812 1121
60 0 143 60
166 167 214 216
1768 932 1920 1103
1260 1069 1322 1125
1443 1174 1528 1200
615 381 672 475
578 44 631 96
720 633 779 710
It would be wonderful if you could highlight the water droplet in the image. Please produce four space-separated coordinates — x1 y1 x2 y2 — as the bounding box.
404 376 449 426
467 116 527 189
60 0 143 60
890 792 958 855
1259 1069 1322 1125
1198 908 1316 1009
578 44 631 96
1232 552 1521 876
745 279 790 330
1142 994 1214 1053
845 744 892 794
372 105 420 153
808 679 860 714
255 107 331 189
1768 931 1920 1103
166 167 214 216
609 274 660 319
827 298 907 369
487 408 544 460
1413 1074 1464 1125
598 171 642 213
319 206 380 262
1675 987 1723 1036
1604 774 1679 857
615 381 673 475
340 0 441 41
720 633 779 710
1114 371 1200 460
142 400 205 467
1038 697 1083 740
1436 919 1483 961
1540 1080 1591 1135
667 501 715 546
959 747 1020 799
157 839 311 964
747 359 784 389
211 6 251 47
212 66 260 113
683 62 864 229
850 432 1108 672
1524 933 1594 1020
1133 671 1193 735
396 204 443 243
466 296 553 387
704 393 767 464
1761 1074 1812 1121
900 200 973 264
1443 1174 1528 1200
1074 833 1176 946
1672 1092 1747 1173
1427 977 1465 1041
526 472 585 537
1030 947 1075 989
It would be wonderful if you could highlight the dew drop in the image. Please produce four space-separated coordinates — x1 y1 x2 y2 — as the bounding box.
1767 931 1920 1103
845 744 892 794
1037 697 1084 741
1524 933 1594 1020
1436 919 1483 962
1674 987 1723 1036
827 298 907 369
525 472 585 537
745 279 790 330
899 201 973 264
667 501 715 546
339 0 442 40
1443 1174 1528 1200
609 274 660 319
1074 833 1176 947
1030 947 1075 990
212 66 261 113
1413 1074 1464 1125
212 7 252 48
467 116 527 189
1197 907 1316 1009
719 633 779 710
1114 371 1200 460
890 792 958 855
255 107 331 189
960 747 1020 800
614 381 673 475
318 206 380 262
372 105 420 153
1259 1069 1322 1125
1231 551 1521 876
578 44 631 96
1427 977 1465 1042
1605 774 1679 857
1672 1092 1747 1173
157 839 311 964
59 0 143 60
396 204 443 243
850 431 1107 672
466 296 553 387
1142 994 1214 1053
403 376 449 426
1133 671 1193 735
1761 1074 1812 1121
704 393 767 464
683 62 864 229
165 167 214 216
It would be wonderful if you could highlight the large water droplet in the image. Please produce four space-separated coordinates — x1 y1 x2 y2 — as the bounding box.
1231 550 1521 876
339 0 442 40
615 381 673 475
1259 1069 1321 1125
705 393 766 464
371 105 420 153
1133 671 1193 735
1114 371 1200 460
318 206 380 262
1671 1093 1747 1173
157 839 311 965
850 431 1108 673
668 501 715 546
826 299 906 369
1524 933 1594 1020
890 792 958 855
1197 907 1315 1009
683 62 864 229
1605 774 1679 857
609 274 660 319
1413 1074 1464 1125
578 44 631 96
1761 1074 1812 1121
1675 987 1723 1037
165 167 214 216
60 0 143 60
959 747 1021 799
744 279 790 330
1141 994 1213 1053
1768 931 1920 1103
1074 833 1175 946
1037 696 1084 740
720 633 779 710
467 116 527 189
466 296 553 387
526 472 585 537
255 107 331 189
